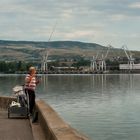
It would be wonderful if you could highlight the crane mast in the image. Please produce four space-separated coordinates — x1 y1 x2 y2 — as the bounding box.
41 49 49 72
97 45 112 72
90 56 98 71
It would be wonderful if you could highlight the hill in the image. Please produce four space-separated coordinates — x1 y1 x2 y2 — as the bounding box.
0 40 139 61
0 40 105 61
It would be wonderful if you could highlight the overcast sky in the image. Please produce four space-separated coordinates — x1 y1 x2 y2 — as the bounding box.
0 0 140 50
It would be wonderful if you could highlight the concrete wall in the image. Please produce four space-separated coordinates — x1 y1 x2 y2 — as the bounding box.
0 96 16 109
35 100 90 140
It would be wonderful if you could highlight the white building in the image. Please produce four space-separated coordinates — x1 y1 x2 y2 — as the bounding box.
119 64 140 70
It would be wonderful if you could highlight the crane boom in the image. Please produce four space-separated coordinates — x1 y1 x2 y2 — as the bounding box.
122 45 131 60
104 44 113 59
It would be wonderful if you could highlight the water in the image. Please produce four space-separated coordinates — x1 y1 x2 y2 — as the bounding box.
1 74 140 140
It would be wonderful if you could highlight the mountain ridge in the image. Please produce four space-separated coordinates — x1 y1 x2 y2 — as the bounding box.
0 40 104 49
0 40 139 61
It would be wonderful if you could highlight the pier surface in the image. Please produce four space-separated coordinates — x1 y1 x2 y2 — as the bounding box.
0 110 33 140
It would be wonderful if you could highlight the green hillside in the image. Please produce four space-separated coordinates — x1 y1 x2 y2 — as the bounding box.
0 40 105 61
0 40 139 61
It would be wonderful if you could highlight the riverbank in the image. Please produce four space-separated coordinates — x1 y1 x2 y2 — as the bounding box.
1 69 140 74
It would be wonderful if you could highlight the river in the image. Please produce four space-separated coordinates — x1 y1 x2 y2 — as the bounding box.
0 74 140 140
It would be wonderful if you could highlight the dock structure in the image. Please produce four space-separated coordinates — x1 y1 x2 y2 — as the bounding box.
0 96 90 140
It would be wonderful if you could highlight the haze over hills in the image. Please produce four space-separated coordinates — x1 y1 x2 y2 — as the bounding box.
0 40 139 61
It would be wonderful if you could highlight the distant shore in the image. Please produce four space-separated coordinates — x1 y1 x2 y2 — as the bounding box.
1 70 140 75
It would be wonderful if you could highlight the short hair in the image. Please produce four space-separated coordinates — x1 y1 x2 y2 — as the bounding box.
29 66 36 73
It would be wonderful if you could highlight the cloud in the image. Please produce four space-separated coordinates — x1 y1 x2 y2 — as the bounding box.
129 2 140 8
0 0 140 50
109 14 128 21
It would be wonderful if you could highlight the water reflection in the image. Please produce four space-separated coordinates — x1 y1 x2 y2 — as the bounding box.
1 74 140 140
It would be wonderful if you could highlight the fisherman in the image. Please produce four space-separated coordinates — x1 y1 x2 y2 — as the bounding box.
24 66 39 116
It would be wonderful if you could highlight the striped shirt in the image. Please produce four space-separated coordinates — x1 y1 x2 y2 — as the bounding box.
25 74 37 90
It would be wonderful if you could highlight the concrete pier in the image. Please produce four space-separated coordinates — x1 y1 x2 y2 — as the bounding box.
0 96 90 140
35 100 89 140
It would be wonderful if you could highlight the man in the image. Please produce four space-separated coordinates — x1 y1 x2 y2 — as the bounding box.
24 66 39 115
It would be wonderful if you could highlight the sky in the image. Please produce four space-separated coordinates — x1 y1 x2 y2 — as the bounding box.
0 0 140 51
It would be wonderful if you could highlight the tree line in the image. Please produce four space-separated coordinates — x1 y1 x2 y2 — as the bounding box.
0 61 37 73
0 59 123 73
0 59 91 73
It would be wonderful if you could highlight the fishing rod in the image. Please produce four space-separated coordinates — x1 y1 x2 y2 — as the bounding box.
45 21 58 52
41 21 58 71
48 21 58 43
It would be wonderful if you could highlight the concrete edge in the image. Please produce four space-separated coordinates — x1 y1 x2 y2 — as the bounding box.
29 117 47 140
35 99 90 140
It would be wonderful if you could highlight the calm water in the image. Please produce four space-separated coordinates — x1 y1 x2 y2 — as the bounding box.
0 74 140 140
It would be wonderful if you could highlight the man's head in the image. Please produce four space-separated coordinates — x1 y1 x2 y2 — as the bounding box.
29 66 36 74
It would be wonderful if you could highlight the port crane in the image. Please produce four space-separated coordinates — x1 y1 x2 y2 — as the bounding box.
121 45 135 70
97 45 113 72
90 45 113 72
90 52 99 71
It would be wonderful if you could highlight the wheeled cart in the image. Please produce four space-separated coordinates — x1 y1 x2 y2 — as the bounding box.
8 106 28 118
8 85 29 119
